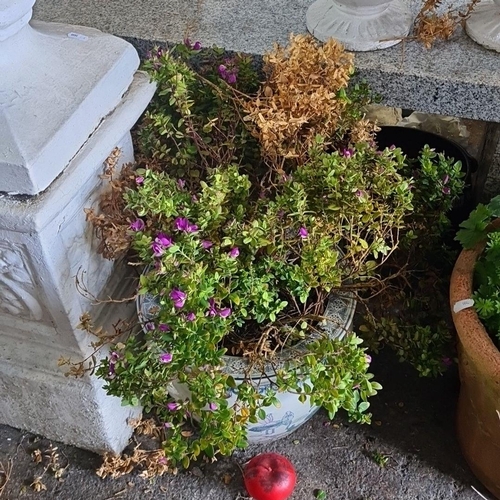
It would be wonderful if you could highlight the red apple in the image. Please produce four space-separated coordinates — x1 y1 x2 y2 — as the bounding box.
243 452 297 500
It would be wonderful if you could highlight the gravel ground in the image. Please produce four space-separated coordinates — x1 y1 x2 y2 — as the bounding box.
0 350 493 500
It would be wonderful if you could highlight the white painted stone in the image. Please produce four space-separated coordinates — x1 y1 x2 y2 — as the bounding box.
0 0 156 453
465 0 500 53
306 0 414 51
0 0 140 195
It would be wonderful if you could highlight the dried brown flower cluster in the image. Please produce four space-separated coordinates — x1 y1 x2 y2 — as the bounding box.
243 34 372 164
414 0 481 48
96 447 173 479
84 149 137 260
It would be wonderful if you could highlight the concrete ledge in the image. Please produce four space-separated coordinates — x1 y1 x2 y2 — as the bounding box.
32 0 500 123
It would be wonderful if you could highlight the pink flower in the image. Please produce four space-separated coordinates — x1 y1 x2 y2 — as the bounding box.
298 227 308 239
145 322 155 331
174 217 198 233
159 352 173 364
442 186 451 195
155 233 173 248
207 297 218 317
442 174 450 185
186 312 196 321
177 178 186 189
151 242 165 257
167 402 180 411
170 288 187 309
135 176 144 185
355 189 364 198
365 354 372 364
201 240 213 250
228 247 240 258
208 402 218 411
342 148 354 158
163 422 173 429
218 307 232 319
130 219 145 231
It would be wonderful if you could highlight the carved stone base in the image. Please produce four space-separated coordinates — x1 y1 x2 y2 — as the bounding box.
306 0 413 51
0 67 155 453
465 0 500 53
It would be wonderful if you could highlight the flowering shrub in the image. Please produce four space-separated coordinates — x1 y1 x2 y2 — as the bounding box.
82 34 466 468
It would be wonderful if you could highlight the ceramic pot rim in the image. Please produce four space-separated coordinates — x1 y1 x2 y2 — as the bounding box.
136 283 357 378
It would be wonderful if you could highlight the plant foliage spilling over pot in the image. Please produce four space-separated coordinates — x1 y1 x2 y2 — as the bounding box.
81 34 466 469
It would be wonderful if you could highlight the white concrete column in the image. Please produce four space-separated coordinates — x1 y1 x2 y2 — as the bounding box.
306 0 413 51
0 0 155 453
465 0 500 53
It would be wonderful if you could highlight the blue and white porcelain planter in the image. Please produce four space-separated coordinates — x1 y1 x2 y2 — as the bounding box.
137 291 356 444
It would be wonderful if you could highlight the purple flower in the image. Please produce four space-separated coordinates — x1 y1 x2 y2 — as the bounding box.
442 356 453 367
298 227 308 239
208 402 218 411
218 307 232 319
158 323 170 332
174 217 198 233
186 312 196 322
218 64 227 78
167 402 180 411
108 361 116 378
177 178 186 189
207 297 218 317
163 422 173 429
365 354 372 364
130 219 145 231
159 352 173 364
145 322 155 331
442 186 451 195
151 241 165 257
355 189 364 198
110 351 121 362
155 233 173 248
201 240 213 250
442 174 450 185
184 39 202 50
228 247 240 258
218 62 238 84
341 148 354 158
170 288 187 309
135 176 144 185
191 195 198 203
158 457 167 465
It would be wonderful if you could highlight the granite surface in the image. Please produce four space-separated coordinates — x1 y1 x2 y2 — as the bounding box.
32 0 500 122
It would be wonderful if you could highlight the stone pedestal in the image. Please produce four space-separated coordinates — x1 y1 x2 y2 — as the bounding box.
466 0 500 53
306 0 413 51
0 0 155 453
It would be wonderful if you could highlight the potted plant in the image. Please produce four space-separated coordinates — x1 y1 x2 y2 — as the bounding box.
81 34 467 470
451 196 500 499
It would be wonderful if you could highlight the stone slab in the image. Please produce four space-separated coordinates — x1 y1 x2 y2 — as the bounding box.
32 0 500 123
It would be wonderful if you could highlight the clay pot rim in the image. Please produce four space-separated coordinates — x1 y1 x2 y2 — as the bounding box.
450 219 500 370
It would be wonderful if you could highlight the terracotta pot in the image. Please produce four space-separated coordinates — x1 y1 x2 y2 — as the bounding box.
450 221 500 499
